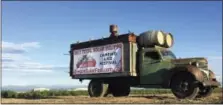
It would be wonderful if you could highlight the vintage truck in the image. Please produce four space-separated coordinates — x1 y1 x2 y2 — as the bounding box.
69 25 220 99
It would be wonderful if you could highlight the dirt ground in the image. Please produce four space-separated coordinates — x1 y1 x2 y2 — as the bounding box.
1 93 222 104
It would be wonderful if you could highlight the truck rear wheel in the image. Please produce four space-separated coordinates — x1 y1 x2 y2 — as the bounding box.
88 80 109 97
196 86 213 98
109 83 130 97
170 72 199 99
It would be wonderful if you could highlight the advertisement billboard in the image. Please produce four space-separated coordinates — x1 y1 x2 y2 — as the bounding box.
73 43 123 75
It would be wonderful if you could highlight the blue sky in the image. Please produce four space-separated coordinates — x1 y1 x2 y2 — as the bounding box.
2 1 222 86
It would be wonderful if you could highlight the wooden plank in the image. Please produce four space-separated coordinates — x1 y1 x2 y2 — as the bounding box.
70 33 137 50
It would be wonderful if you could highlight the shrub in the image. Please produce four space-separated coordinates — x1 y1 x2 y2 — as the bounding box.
69 91 77 96
61 90 71 96
1 90 17 98
34 92 43 99
74 90 88 95
40 91 49 98
48 90 56 96
17 93 25 98
23 92 33 99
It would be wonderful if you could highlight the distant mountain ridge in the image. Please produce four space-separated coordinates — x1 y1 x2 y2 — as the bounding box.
2 85 87 92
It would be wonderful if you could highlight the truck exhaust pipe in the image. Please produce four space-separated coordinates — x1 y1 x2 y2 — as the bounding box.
109 24 118 37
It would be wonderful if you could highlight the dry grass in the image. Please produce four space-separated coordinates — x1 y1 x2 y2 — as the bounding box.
1 93 222 104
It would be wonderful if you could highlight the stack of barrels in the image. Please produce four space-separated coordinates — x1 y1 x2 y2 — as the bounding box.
137 30 174 48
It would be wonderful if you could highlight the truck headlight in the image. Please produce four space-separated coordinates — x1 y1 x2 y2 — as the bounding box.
192 62 199 67
189 62 192 65
195 62 199 67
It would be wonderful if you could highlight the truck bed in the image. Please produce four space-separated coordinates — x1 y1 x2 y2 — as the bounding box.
69 33 138 79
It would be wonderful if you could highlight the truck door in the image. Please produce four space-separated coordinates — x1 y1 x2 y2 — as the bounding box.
140 51 164 85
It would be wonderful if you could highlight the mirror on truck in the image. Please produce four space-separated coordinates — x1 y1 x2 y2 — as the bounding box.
144 51 162 64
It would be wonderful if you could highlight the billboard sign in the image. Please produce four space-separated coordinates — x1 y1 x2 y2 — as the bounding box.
73 43 123 75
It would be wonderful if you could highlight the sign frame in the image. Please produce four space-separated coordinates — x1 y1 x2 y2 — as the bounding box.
72 43 124 75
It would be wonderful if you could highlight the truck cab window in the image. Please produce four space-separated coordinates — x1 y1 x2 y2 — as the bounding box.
160 50 177 59
144 51 160 60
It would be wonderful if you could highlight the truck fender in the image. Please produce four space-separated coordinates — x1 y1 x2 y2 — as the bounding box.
166 65 204 87
209 70 216 79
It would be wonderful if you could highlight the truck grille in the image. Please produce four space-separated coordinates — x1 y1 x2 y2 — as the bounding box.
200 70 209 81
199 62 208 70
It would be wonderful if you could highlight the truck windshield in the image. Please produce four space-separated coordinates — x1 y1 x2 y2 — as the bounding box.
160 50 176 59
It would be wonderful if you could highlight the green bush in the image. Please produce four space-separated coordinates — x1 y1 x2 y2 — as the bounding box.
1 90 17 98
23 92 33 99
1 87 222 99
69 91 77 96
48 90 59 96
32 91 42 99
1 90 89 99
48 90 57 96
61 90 71 96
17 93 25 98
74 90 88 95
40 91 49 98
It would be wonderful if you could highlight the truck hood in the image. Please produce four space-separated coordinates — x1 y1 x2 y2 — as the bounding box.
171 57 211 80
171 57 208 69
172 57 207 64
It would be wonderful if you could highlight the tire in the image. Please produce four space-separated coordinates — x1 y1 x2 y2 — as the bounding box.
196 86 213 98
109 83 130 97
88 80 109 97
170 72 199 99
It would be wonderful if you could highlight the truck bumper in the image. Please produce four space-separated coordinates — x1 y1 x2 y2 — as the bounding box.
202 79 221 87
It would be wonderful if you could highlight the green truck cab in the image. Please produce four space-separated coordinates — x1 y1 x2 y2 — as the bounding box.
69 25 220 99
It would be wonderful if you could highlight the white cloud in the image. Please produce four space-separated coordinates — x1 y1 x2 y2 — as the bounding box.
2 59 68 72
2 41 67 73
3 69 53 73
20 42 40 48
2 41 40 54
2 41 40 49
2 53 31 61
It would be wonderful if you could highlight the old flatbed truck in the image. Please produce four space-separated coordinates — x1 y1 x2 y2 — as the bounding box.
69 25 220 99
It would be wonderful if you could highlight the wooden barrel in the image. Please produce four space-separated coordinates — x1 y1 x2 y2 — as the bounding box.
163 33 174 48
138 30 165 47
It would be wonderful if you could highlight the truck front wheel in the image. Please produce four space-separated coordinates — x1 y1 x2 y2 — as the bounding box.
196 86 213 98
88 80 109 97
170 72 199 99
